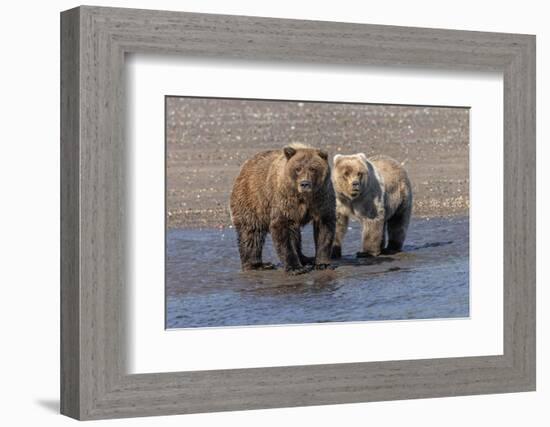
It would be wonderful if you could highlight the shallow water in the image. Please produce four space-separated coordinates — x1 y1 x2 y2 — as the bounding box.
166 216 469 329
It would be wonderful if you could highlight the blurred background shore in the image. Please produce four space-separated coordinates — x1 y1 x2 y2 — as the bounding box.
166 97 469 229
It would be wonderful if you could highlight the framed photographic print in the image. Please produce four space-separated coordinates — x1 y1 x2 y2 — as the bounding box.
61 6 536 420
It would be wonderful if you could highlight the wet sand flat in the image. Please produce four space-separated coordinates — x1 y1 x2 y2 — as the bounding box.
167 216 469 328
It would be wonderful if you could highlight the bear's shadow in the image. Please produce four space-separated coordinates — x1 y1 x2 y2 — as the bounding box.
238 239 455 294
332 254 396 267
238 254 412 297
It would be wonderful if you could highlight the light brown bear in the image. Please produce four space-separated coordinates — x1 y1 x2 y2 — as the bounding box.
331 153 412 258
230 143 336 275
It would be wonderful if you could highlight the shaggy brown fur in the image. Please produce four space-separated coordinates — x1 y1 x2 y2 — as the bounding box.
230 144 336 274
331 153 412 258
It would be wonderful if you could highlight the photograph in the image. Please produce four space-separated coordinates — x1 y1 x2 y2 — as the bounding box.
165 96 470 329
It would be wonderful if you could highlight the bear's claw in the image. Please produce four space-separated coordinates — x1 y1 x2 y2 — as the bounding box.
314 263 334 271
257 262 277 270
286 265 313 275
299 255 316 265
244 262 277 271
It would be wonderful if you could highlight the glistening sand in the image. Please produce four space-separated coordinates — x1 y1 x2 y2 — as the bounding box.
166 98 469 229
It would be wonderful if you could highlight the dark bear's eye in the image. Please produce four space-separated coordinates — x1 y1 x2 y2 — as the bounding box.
295 166 303 174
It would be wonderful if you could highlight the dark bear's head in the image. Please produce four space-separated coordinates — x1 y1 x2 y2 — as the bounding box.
332 153 371 199
283 145 329 194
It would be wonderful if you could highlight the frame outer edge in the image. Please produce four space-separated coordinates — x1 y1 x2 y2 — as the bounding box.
60 6 81 420
502 34 536 390
60 6 537 420
527 35 536 390
520 34 536 389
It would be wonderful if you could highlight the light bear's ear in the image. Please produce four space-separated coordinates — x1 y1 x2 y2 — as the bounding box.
357 153 369 164
283 146 297 160
333 154 344 165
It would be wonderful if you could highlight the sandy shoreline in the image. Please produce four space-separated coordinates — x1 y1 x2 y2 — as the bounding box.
166 98 469 229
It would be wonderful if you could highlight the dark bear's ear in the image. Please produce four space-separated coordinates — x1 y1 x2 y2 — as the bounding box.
318 150 329 162
283 146 297 160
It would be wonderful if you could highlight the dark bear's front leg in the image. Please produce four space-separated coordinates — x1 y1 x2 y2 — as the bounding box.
235 226 275 271
270 216 311 275
314 212 336 269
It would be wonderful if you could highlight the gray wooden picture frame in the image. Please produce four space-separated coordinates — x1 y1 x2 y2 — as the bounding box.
60 5 536 420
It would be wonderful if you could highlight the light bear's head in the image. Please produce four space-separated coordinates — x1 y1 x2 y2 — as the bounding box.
332 153 370 199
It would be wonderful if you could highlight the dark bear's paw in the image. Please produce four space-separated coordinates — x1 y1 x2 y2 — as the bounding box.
299 255 316 265
356 251 379 258
330 245 342 259
285 265 313 275
243 262 277 271
314 263 335 271
256 262 277 270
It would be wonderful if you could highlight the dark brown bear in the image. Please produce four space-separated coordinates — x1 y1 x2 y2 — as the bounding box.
230 143 336 275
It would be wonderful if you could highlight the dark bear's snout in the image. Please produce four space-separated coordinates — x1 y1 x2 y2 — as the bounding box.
299 179 312 191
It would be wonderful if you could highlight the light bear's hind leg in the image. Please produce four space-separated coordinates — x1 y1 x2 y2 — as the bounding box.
386 206 411 252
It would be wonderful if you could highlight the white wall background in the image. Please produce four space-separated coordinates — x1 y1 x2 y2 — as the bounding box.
0 0 546 425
